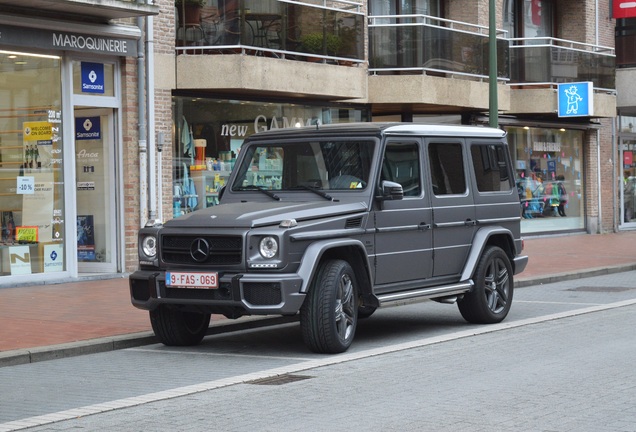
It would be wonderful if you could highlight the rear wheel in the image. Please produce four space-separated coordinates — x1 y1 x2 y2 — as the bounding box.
458 246 513 324
300 259 358 353
150 305 211 346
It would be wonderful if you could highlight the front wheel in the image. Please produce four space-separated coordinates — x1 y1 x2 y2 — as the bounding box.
150 306 211 346
458 246 513 324
300 259 359 354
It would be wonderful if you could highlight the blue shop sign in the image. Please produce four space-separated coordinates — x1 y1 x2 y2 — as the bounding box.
75 117 101 141
81 62 105 94
547 160 557 173
558 82 593 117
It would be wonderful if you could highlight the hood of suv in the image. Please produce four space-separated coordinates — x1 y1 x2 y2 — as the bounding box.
164 201 369 229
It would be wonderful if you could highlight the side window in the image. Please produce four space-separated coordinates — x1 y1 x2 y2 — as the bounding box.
381 142 421 197
428 142 466 195
471 144 514 192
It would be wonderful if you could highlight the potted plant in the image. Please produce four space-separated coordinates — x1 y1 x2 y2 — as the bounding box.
175 0 206 26
300 32 342 58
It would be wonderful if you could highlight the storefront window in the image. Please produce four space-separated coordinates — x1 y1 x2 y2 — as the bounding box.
0 50 65 276
171 96 369 216
507 126 584 234
618 116 636 226
72 61 115 97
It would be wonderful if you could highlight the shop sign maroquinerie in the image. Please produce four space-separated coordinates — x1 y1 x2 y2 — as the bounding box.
0 24 137 57
220 115 319 137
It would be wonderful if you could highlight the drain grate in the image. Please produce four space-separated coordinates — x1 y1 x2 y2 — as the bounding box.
246 374 313 386
567 286 634 293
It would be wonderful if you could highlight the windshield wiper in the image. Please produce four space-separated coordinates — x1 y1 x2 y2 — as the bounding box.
289 185 334 201
235 185 281 201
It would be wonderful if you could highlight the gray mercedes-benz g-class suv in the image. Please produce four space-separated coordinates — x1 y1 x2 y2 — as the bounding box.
129 123 528 353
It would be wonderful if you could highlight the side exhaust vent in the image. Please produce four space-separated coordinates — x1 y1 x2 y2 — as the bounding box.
345 217 363 229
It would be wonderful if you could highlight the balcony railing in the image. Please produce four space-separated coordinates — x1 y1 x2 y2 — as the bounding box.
368 14 510 81
509 38 615 91
176 0 365 65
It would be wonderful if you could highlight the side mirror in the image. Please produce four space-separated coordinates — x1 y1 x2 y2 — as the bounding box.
379 180 404 201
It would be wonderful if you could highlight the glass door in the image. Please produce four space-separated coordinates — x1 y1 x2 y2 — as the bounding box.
74 108 117 273
620 138 636 227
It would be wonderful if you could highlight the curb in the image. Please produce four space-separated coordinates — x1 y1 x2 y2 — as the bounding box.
515 263 636 288
2 265 635 368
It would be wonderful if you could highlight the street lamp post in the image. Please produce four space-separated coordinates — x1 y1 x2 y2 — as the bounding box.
489 0 498 128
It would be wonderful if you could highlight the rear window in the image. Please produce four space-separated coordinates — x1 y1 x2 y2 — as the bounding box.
470 144 513 192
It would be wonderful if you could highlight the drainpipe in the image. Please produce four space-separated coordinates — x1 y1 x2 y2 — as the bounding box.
612 119 617 231
137 14 148 228
595 0 599 46
147 11 157 222
597 130 602 233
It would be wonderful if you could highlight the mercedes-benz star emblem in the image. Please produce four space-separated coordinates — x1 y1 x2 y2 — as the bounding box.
190 238 210 262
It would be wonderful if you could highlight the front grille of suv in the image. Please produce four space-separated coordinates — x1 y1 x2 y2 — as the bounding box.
161 235 242 265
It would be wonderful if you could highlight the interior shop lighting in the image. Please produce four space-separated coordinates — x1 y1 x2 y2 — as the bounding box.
1 50 60 60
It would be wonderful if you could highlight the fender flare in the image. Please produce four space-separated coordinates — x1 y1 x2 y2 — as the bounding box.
460 226 515 282
296 238 373 294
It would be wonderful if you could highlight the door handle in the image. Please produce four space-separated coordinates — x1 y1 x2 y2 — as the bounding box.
419 222 431 230
464 219 477 226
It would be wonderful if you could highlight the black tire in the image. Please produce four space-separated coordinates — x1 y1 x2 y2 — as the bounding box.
300 259 359 353
458 246 513 324
150 305 211 346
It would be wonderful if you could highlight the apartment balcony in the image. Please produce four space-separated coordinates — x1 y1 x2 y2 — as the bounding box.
367 15 616 118
175 0 367 101
367 14 510 114
508 38 616 117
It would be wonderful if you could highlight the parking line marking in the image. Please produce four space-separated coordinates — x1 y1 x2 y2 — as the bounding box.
515 300 603 306
127 347 313 362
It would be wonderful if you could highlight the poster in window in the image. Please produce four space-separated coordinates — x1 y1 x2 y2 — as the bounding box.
77 215 96 261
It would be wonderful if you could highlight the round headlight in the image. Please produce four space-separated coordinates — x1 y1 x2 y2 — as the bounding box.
141 235 157 258
259 236 278 259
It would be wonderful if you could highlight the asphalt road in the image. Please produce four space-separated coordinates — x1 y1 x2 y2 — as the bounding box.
2 271 636 432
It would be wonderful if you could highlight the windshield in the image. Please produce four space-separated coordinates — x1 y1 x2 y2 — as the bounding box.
231 140 375 192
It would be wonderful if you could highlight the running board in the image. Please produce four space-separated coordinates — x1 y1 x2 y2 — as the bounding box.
377 281 474 305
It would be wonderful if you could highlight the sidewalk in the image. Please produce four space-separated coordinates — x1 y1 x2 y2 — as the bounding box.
2 231 636 365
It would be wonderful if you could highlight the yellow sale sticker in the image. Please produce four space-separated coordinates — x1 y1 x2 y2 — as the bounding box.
16 226 39 243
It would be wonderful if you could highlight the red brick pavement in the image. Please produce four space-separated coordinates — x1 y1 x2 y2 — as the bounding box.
1 231 635 352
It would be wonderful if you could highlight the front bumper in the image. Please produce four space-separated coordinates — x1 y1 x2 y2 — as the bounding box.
129 270 305 315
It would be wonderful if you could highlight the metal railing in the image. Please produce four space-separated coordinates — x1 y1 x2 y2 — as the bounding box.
509 37 616 91
176 8 617 91
368 14 510 81
282 0 363 12
176 0 365 65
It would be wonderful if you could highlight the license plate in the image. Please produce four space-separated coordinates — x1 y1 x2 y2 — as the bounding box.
166 272 218 289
